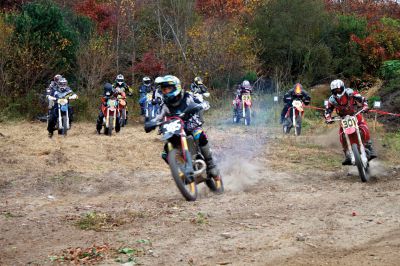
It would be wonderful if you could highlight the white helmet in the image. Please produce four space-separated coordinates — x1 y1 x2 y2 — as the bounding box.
143 76 151 86
242 80 250 87
330 79 345 98
116 74 124 86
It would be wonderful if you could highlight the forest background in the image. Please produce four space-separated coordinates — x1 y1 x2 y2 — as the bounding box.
0 0 399 120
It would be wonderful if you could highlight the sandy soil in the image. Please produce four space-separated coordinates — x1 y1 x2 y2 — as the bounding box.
0 121 399 265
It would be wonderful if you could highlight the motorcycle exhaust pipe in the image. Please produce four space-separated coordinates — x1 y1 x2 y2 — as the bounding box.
193 159 207 177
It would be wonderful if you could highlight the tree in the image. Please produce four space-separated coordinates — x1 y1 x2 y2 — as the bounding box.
253 0 333 87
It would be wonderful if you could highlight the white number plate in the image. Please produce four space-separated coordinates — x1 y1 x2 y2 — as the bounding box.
341 116 357 129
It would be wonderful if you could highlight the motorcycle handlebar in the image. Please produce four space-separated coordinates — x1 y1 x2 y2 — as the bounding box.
329 109 364 122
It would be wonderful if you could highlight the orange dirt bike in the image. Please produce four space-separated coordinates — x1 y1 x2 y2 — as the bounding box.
145 105 224 201
232 92 252 126
330 110 371 182
283 100 304 136
100 97 120 136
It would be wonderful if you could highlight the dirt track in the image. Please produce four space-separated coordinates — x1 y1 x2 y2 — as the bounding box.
1 121 400 265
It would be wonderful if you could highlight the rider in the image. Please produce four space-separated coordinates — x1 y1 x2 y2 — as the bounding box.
324 79 377 165
235 80 252 99
280 83 311 124
190 76 209 123
46 74 62 111
139 76 153 115
144 75 221 181
113 74 131 95
190 76 208 94
47 78 77 138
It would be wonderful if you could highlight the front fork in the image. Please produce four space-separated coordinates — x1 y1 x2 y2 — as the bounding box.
168 137 194 181
343 126 368 167
57 106 69 130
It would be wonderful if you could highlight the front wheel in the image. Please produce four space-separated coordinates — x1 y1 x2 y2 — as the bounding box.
168 148 197 201
205 176 224 194
61 115 68 136
106 117 114 136
351 143 370 182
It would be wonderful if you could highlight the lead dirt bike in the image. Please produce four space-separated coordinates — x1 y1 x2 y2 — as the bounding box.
330 110 371 182
283 100 304 136
232 93 252 126
146 105 224 201
101 97 120 136
48 92 77 136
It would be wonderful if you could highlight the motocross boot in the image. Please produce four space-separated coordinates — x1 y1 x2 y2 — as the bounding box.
342 150 352 166
200 144 220 180
365 140 377 161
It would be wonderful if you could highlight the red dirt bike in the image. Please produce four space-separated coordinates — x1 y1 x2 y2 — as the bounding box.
330 110 371 182
283 100 304 136
232 92 252 126
100 97 120 136
146 104 224 201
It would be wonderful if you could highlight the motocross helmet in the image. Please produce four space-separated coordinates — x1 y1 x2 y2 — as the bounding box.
157 75 183 107
53 74 62 84
294 83 303 96
143 76 151 86
58 78 67 92
242 80 251 89
116 74 124 86
330 79 346 99
194 76 203 85
104 83 114 97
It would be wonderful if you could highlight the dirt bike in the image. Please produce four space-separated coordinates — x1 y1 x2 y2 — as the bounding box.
48 92 77 136
283 100 304 136
117 92 127 127
145 92 160 121
101 97 120 136
232 93 252 125
330 110 371 182
146 105 224 201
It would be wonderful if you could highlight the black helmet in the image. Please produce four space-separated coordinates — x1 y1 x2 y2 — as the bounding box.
104 83 114 96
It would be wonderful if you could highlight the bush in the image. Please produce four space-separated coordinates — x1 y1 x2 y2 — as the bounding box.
380 60 400 80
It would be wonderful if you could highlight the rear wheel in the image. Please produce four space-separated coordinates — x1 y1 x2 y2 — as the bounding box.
120 109 126 127
168 148 197 201
352 143 370 182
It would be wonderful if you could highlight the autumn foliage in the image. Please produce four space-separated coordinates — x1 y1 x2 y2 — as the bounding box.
132 51 166 78
74 0 115 33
